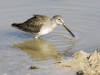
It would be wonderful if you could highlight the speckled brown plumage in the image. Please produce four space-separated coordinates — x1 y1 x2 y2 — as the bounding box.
12 14 50 34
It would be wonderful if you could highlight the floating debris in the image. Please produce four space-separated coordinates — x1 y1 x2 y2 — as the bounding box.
29 66 38 70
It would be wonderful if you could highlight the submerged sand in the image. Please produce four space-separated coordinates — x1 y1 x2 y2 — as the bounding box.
57 50 100 75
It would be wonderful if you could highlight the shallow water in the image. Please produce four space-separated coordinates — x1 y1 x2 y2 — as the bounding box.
0 0 100 75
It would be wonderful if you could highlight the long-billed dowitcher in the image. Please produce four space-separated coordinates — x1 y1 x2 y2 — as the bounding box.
12 14 75 39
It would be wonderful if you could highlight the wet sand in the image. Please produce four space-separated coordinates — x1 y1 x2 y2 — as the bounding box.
57 49 100 75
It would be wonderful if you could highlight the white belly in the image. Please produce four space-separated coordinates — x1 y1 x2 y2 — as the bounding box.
38 28 52 36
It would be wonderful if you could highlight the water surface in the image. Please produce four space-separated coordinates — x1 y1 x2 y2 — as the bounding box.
0 0 100 75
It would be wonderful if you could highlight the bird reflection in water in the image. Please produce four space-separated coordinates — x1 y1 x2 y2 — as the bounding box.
13 38 64 61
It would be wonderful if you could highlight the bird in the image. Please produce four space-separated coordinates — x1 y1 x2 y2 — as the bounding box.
12 14 75 39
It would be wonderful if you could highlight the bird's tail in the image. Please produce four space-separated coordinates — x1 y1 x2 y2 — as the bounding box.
11 23 24 29
12 23 22 27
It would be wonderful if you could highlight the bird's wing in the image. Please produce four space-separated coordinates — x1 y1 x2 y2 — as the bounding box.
12 15 50 34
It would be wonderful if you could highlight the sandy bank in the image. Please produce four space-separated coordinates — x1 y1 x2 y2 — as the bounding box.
57 50 100 75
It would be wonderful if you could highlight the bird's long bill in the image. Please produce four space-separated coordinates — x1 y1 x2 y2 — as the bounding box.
62 23 75 37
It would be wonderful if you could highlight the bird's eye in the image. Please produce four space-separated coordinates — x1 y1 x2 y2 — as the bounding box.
58 19 61 20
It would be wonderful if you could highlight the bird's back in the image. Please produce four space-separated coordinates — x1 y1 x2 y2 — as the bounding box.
12 14 51 34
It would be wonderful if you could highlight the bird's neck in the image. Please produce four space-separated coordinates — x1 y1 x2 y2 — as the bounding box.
50 19 57 29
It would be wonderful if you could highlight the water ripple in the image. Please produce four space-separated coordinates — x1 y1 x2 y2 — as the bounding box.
0 0 100 53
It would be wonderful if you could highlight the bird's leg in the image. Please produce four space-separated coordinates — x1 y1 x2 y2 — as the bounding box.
35 35 39 39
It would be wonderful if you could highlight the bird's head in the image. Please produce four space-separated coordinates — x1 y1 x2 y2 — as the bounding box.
53 15 64 25
53 15 75 37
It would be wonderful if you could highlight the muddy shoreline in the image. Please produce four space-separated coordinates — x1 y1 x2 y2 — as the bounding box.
57 49 100 75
